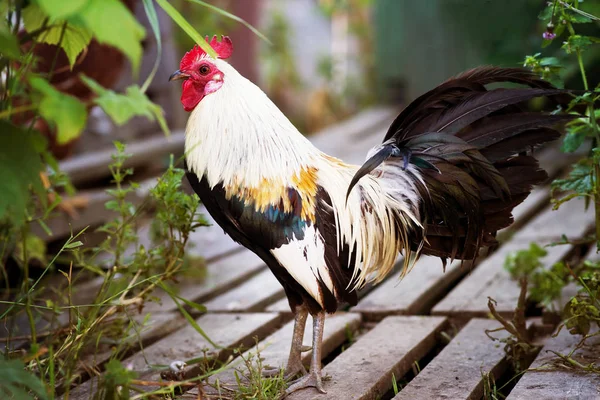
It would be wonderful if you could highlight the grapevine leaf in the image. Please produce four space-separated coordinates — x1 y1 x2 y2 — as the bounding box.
0 122 45 227
35 0 90 20
81 76 169 135
76 0 145 73
23 5 92 68
30 77 87 144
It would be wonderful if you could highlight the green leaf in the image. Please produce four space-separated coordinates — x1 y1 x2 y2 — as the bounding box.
35 0 90 20
14 233 48 265
0 359 48 400
566 10 592 24
504 243 547 280
538 5 553 20
155 0 217 59
0 23 21 60
540 57 561 67
552 162 594 195
30 76 87 143
64 240 84 249
76 0 145 73
562 35 594 54
561 129 588 153
0 122 45 228
81 76 169 135
23 5 92 68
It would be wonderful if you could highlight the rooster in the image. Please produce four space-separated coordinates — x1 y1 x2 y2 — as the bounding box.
170 36 573 394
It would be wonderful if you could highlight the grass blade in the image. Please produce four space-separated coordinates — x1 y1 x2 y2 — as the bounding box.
155 0 217 58
186 0 271 44
158 281 219 348
141 0 162 92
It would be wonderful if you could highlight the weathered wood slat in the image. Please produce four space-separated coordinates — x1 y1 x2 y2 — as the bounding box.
507 328 600 400
287 316 447 400
61 132 186 186
144 250 266 313
266 297 294 314
189 312 362 397
66 313 281 400
394 318 509 400
432 198 592 320
352 258 466 320
204 269 285 312
309 107 396 157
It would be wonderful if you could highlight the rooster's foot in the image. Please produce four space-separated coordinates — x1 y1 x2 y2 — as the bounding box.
285 369 326 395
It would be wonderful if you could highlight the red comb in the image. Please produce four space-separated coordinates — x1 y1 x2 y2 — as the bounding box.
207 35 233 59
180 35 233 70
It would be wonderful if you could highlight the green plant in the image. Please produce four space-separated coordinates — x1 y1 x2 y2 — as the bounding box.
1 1 268 397
231 348 287 400
488 0 600 377
527 1 600 248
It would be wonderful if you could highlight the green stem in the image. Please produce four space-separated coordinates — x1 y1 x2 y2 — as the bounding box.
576 49 589 91
0 104 38 120
21 227 37 345
573 21 600 250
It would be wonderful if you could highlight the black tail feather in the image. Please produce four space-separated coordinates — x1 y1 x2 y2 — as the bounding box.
353 66 577 262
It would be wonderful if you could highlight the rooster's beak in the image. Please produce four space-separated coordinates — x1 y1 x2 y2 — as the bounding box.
169 70 189 82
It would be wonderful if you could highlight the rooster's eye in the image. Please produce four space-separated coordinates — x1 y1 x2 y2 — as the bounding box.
199 64 211 75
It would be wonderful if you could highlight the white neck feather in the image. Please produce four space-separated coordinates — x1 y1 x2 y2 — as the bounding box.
184 59 320 189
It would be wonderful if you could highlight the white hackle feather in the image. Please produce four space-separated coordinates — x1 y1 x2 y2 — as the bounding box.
185 57 424 307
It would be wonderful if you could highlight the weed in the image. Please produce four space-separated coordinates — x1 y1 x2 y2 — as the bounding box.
1 143 210 398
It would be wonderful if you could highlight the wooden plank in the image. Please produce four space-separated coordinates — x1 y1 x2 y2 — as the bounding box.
515 198 593 241
61 132 185 186
66 313 281 400
507 328 600 400
432 242 572 320
266 297 294 315
433 198 592 320
394 318 509 400
190 312 362 397
143 250 266 313
309 106 396 157
352 257 467 321
288 316 447 400
204 269 285 312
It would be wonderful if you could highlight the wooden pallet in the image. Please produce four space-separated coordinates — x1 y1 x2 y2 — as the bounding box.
25 107 599 400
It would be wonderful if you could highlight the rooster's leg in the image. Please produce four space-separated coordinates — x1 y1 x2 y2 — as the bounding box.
284 304 309 378
285 310 326 394
263 304 309 378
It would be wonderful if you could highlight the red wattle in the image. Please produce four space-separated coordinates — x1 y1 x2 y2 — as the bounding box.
181 80 204 112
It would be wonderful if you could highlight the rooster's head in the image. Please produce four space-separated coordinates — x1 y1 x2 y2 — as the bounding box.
169 35 233 111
